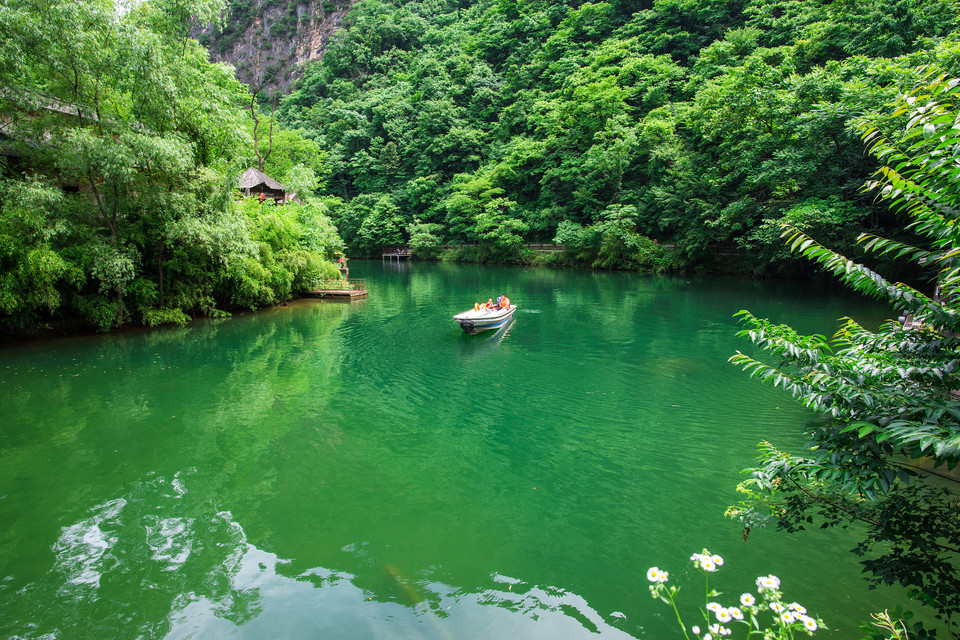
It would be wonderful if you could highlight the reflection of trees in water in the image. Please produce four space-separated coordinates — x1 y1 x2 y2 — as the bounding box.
2 272 633 638
0 303 354 639
2 265 897 638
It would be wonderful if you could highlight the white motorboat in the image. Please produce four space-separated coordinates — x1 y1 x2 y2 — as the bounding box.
453 304 517 335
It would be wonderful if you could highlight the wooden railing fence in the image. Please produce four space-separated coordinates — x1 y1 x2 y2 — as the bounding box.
314 278 366 291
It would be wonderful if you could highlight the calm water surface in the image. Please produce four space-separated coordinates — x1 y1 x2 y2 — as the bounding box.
0 261 912 638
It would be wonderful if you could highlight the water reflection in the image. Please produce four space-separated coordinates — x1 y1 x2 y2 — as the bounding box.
382 259 411 273
48 472 636 639
168 531 637 640
0 262 908 639
488 317 515 343
455 318 517 361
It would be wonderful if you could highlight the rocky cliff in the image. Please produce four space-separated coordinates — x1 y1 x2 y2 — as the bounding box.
194 0 353 95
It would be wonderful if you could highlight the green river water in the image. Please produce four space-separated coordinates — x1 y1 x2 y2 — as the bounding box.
0 260 918 639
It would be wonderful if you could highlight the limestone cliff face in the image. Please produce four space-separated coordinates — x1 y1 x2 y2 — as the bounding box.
194 0 353 95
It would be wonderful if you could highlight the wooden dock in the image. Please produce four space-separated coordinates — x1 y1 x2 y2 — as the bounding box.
382 246 411 260
305 278 368 299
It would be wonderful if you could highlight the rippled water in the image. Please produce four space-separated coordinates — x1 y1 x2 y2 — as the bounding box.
0 261 911 638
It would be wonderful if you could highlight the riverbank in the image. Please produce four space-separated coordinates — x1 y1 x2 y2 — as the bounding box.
3 250 908 344
387 243 847 280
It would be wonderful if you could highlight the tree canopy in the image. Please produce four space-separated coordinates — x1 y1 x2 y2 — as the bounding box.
274 0 960 268
0 0 344 335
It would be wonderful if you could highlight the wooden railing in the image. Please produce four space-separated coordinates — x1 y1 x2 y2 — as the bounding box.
314 278 366 291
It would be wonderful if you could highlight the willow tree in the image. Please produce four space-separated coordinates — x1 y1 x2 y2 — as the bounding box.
729 72 960 633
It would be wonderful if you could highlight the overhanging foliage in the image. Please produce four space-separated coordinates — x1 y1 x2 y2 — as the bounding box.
730 73 960 631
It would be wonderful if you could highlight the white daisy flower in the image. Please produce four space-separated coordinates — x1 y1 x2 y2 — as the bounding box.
706 602 723 613
740 593 756 607
728 607 743 620
802 616 818 632
646 567 668 583
691 550 720 572
770 602 785 614
780 612 796 624
756 575 780 590
789 603 807 615
716 609 732 623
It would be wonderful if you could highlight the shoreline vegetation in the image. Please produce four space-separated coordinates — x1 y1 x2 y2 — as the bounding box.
4 0 955 339
0 246 804 345
0 241 869 345
405 240 781 274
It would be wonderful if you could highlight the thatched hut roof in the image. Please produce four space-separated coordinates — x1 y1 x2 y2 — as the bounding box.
238 167 285 192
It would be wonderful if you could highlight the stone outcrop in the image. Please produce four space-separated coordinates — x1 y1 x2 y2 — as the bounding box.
193 0 353 95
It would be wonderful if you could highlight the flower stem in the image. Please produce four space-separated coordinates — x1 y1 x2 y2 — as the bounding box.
667 592 691 640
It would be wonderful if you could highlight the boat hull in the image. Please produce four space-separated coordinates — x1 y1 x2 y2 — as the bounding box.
453 305 517 335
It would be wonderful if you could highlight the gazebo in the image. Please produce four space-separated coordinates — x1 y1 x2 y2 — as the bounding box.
238 167 287 202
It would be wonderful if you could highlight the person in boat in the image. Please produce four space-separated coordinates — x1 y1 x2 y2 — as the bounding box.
485 298 495 310
499 294 511 309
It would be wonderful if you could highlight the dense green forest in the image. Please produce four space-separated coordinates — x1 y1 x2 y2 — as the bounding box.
275 0 960 271
0 0 345 337
3 0 960 333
